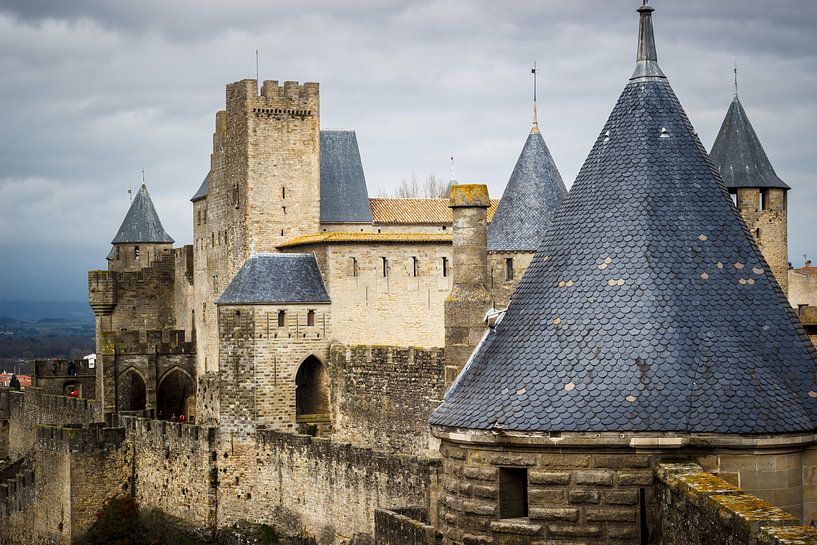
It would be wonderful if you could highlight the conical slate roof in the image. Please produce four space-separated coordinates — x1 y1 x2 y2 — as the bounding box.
487 127 567 252
710 96 789 190
320 130 374 223
190 172 210 202
430 5 817 435
111 184 174 244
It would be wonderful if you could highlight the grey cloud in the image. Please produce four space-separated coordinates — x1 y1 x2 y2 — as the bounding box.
1 0 816 301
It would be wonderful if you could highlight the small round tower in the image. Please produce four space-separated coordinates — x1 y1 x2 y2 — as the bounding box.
710 91 790 293
107 183 175 272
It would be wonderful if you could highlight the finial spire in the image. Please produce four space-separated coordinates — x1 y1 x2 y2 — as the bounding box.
734 62 739 97
450 155 457 183
531 62 540 134
631 2 666 80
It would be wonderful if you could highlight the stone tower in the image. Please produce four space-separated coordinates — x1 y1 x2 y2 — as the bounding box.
444 184 492 387
710 94 790 293
191 79 320 376
430 5 817 543
106 184 174 272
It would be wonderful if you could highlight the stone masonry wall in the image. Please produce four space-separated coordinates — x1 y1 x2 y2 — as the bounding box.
436 440 655 544
5 389 95 459
329 345 445 457
245 430 440 543
737 187 788 293
654 462 817 545
487 251 534 310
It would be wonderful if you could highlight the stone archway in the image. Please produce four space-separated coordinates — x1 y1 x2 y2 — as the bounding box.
295 356 329 418
157 368 195 420
118 369 146 412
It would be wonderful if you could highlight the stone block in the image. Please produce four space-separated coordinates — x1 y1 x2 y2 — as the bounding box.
547 523 602 537
529 471 570 485
618 470 653 486
539 454 591 468
463 499 497 516
567 489 600 504
471 451 537 467
607 524 638 540
574 470 614 486
584 506 637 522
529 488 566 504
528 507 579 522
463 466 497 482
490 519 543 536
603 489 639 505
472 484 499 499
591 454 650 469
462 533 495 545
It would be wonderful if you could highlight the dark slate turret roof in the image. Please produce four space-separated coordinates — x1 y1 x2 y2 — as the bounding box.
111 184 174 244
191 172 210 202
320 130 374 223
430 4 817 435
216 253 330 305
487 129 567 251
710 96 789 190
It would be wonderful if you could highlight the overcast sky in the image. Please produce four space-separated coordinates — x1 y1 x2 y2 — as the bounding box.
1 1 815 302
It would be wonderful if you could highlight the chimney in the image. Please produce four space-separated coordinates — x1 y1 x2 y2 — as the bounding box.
444 184 492 388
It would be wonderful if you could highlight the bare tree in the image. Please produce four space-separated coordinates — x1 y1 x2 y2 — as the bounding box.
379 173 451 198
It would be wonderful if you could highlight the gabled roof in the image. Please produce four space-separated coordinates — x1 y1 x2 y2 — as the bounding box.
430 4 817 435
320 130 374 223
709 96 789 190
111 184 174 244
369 198 499 225
216 253 330 305
487 130 567 251
190 172 210 202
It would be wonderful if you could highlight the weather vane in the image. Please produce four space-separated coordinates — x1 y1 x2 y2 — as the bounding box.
734 62 739 97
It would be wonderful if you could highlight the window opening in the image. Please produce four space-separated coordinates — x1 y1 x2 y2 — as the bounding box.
307 310 315 326
442 257 448 277
277 310 286 328
499 467 528 518
382 257 388 277
351 257 359 277
282 187 286 199
412 256 419 277
134 246 140 259
505 258 514 281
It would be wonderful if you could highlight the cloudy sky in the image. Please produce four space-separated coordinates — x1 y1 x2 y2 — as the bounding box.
1 1 815 302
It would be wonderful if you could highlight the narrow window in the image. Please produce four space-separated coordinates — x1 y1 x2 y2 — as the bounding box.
134 246 140 259
412 256 419 277
381 257 388 277
499 467 528 518
442 257 448 277
233 184 239 209
281 229 284 237
203 208 207 223
755 228 762 239
197 210 201 225
282 206 287 215
505 258 514 281
351 257 359 277
212 232 215 247
282 187 286 199
307 310 315 326
115 247 120 260
277 310 286 328
212 275 218 293
760 189 767 210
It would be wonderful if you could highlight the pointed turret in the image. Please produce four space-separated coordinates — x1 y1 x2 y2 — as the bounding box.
431 3 817 434
108 184 174 271
112 184 174 244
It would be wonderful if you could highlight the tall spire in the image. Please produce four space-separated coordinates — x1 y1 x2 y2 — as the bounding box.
531 62 540 134
631 2 665 80
734 62 739 97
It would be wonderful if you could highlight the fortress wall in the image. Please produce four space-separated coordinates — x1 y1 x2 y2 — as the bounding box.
329 345 445 457
245 429 440 542
120 416 218 529
6 389 96 458
654 462 814 545
109 251 178 332
173 245 195 335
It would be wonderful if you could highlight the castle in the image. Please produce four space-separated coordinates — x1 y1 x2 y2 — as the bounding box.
3 4 817 545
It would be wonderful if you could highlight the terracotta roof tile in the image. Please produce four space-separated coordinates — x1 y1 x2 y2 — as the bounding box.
369 198 499 225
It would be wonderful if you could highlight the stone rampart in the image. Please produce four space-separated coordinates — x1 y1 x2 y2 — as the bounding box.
655 463 817 545
5 389 96 458
242 429 440 543
329 345 445 456
375 508 441 545
120 416 218 529
0 457 34 518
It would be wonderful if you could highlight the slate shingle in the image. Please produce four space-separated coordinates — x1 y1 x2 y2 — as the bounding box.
190 172 209 202
430 5 817 435
216 253 330 305
320 130 374 223
710 96 789 190
111 184 174 244
487 130 567 251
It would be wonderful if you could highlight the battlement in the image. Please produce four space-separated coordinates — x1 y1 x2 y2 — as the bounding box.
99 329 194 355
226 79 319 116
34 358 94 379
8 388 95 420
88 269 116 315
36 423 124 454
0 456 34 518
119 415 215 452
175 245 194 285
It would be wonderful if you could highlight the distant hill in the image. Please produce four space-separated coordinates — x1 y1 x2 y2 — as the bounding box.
0 301 93 323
